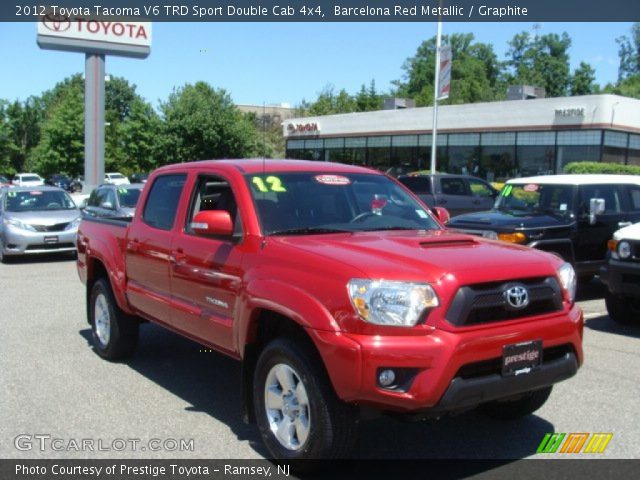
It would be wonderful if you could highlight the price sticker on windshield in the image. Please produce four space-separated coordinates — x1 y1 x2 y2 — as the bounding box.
314 175 351 186
523 184 539 192
252 176 287 193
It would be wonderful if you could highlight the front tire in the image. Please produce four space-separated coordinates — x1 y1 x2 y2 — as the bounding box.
479 386 552 420
89 278 138 360
253 338 358 459
605 291 639 325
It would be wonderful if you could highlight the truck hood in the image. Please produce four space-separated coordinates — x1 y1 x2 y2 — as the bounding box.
449 209 573 230
614 221 640 240
272 229 558 284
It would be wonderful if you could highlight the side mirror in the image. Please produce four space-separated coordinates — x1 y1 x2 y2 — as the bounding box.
432 206 451 224
100 201 114 210
191 210 233 237
589 198 605 225
79 199 88 209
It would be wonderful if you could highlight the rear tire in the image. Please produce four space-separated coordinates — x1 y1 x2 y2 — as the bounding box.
479 386 552 420
605 291 639 325
89 278 138 360
253 338 358 460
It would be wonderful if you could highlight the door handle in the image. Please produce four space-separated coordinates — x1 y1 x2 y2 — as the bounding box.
127 238 140 252
618 222 632 228
171 248 186 264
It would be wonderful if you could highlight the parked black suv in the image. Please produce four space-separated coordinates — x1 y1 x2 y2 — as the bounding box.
398 173 499 217
448 175 640 278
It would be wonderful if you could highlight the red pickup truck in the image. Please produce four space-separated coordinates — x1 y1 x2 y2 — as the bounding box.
77 159 584 460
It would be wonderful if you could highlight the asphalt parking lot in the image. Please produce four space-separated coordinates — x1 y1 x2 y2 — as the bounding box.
1 256 639 461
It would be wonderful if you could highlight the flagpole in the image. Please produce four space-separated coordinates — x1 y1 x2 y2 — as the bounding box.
430 9 443 174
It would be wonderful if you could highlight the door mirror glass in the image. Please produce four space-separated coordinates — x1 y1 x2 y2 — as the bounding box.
191 210 234 237
589 198 605 225
100 201 114 210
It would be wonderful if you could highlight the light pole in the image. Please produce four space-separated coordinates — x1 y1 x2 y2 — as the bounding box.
430 2 443 174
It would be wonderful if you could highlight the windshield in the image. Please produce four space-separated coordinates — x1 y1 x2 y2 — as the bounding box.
117 187 142 208
246 172 441 235
4 190 77 212
495 183 575 217
108 173 125 179
21 175 41 182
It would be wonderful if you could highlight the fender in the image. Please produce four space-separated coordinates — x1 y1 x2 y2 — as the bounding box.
238 278 342 351
238 277 363 401
83 228 134 315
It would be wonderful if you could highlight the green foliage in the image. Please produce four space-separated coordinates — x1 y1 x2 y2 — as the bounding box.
505 32 573 97
395 33 502 106
616 23 640 80
298 80 382 116
159 82 261 163
602 74 640 99
570 62 597 96
0 100 13 174
563 161 640 175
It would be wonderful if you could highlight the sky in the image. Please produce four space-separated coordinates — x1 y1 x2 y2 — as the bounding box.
0 21 633 108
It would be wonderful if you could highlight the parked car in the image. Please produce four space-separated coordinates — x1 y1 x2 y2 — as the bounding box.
46 174 73 192
600 221 640 324
70 176 84 193
104 172 130 185
448 174 640 279
129 172 149 184
83 183 144 219
11 173 44 187
398 173 499 217
0 186 81 262
77 159 583 460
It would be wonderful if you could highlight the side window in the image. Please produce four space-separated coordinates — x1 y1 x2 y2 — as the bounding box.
399 177 431 194
468 179 494 198
142 174 187 230
104 189 117 208
186 175 241 237
88 189 100 207
441 178 469 196
627 186 640 211
580 185 621 214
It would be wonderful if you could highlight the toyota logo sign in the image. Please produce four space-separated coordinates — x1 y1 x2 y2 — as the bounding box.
42 14 71 32
503 285 530 310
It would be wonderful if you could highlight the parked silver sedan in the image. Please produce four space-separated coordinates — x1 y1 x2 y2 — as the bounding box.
0 186 81 262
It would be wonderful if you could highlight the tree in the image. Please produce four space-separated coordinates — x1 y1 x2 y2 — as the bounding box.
394 33 502 105
570 62 597 96
0 100 14 174
602 74 640 99
159 82 261 163
355 80 383 111
616 23 640 80
30 79 85 176
505 31 573 97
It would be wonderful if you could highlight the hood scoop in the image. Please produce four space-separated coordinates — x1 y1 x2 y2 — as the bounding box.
419 238 478 248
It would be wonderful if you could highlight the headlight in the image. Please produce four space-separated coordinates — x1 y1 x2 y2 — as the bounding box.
347 279 439 327
3 218 36 232
65 217 81 230
618 240 632 260
557 263 577 304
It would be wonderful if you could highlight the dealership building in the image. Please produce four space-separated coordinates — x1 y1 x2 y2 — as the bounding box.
282 94 640 181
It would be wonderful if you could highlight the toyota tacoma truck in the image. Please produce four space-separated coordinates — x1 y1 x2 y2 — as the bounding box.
600 221 640 324
76 160 584 460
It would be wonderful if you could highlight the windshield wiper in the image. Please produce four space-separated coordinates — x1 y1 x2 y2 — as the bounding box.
268 227 352 236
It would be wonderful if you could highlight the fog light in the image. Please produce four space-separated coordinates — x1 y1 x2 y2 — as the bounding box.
378 369 396 387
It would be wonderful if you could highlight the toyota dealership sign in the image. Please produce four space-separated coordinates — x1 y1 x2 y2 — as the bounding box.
37 13 151 58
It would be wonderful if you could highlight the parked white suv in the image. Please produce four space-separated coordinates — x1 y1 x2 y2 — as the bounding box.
600 221 640 324
11 173 44 187
104 172 130 185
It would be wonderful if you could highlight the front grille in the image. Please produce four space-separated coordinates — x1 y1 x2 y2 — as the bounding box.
456 344 574 380
446 277 563 327
26 243 75 251
31 223 70 232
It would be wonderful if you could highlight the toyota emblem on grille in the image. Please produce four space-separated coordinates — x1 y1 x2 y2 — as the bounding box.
504 285 529 309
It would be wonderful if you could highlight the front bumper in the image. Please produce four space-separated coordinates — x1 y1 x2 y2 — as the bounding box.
600 259 640 297
313 304 583 413
1 224 78 256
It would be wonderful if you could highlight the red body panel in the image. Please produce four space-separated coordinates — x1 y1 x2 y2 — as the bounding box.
77 159 583 410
